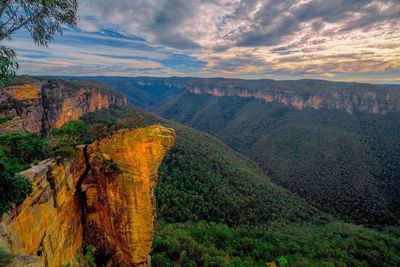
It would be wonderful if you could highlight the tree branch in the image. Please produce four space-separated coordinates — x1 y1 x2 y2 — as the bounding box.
0 0 10 18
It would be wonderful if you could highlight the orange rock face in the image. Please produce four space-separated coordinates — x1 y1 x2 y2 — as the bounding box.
2 159 84 267
0 80 127 133
83 125 175 266
1 125 176 267
4 84 41 100
55 89 113 128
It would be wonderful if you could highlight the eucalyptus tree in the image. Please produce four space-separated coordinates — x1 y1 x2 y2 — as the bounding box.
0 0 78 87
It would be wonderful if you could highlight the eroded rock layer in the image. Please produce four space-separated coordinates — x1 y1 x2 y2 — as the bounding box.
1 125 175 267
83 126 175 266
189 86 400 114
0 79 127 133
111 77 400 115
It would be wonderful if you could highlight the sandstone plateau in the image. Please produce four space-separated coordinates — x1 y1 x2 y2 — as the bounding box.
114 77 400 115
188 86 400 115
0 125 176 267
0 79 127 133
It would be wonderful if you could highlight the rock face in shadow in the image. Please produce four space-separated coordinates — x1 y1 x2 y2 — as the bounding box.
0 79 127 133
0 125 176 267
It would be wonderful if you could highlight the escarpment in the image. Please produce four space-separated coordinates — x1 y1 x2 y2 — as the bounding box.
106 77 400 115
0 78 127 133
188 84 400 115
0 125 176 267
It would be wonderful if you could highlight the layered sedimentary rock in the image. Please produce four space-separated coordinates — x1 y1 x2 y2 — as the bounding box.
83 126 175 266
0 79 127 133
0 159 84 267
114 77 400 115
189 86 400 114
0 125 175 267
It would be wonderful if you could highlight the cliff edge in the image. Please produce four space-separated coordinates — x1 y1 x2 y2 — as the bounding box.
0 125 176 267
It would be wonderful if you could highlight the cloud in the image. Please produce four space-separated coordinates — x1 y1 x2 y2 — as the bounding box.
5 0 400 83
8 29 206 76
231 0 400 47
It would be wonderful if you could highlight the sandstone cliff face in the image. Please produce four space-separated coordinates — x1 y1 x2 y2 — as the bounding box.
82 126 176 266
0 158 84 267
0 79 127 133
0 125 175 267
189 86 400 114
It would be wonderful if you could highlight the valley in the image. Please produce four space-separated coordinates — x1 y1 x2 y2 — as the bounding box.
2 76 400 266
84 76 400 227
1 0 400 266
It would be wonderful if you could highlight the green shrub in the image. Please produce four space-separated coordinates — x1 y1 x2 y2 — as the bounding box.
0 248 13 264
0 162 32 215
0 132 49 163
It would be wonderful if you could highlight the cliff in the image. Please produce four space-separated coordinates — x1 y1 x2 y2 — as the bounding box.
0 125 176 267
98 77 400 115
188 81 400 115
0 78 127 133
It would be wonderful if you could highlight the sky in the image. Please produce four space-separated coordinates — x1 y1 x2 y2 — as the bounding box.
7 0 400 83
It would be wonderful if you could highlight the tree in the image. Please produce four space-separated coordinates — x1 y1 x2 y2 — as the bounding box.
0 0 78 87
0 131 49 163
0 161 32 215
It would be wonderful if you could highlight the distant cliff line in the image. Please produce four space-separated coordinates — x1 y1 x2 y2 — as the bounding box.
80 76 400 115
184 79 400 115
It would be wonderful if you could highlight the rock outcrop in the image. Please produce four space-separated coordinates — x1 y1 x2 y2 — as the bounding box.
0 79 127 133
0 125 175 267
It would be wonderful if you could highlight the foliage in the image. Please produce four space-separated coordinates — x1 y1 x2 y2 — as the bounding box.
0 161 32 214
156 125 329 226
0 248 13 264
0 131 50 215
0 131 49 163
51 120 94 157
0 115 12 124
77 245 96 267
127 85 400 226
276 256 288 267
84 110 146 135
153 221 400 267
65 245 96 267
0 0 78 87
0 46 18 88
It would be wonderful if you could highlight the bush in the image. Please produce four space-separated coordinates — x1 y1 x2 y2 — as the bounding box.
51 120 94 158
0 132 49 163
0 248 13 264
0 162 32 215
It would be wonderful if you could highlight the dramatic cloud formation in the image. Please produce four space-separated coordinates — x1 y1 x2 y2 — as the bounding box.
7 0 400 82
